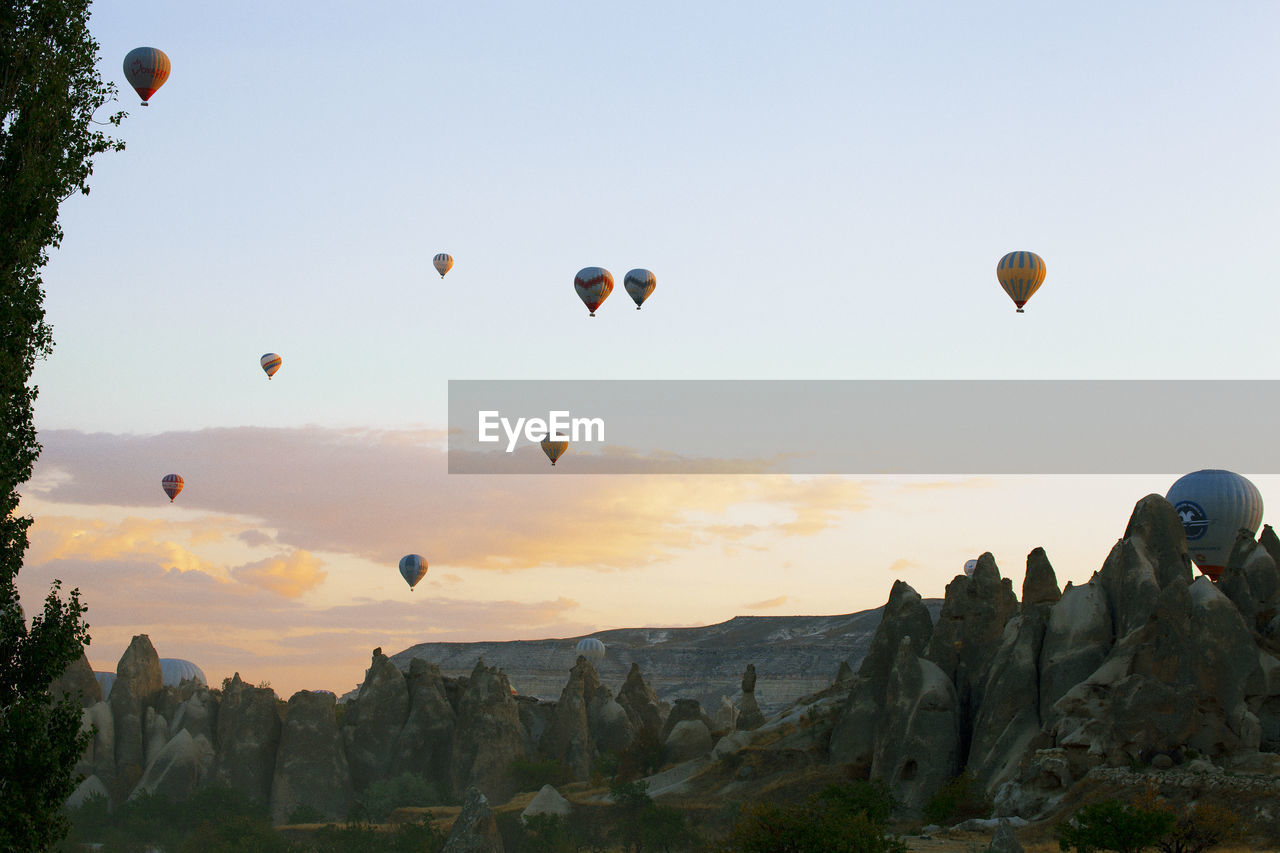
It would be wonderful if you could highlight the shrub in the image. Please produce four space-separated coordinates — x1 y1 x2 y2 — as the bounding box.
351 772 441 822
509 757 575 792
287 803 326 825
617 726 665 781
1056 799 1176 853
592 750 621 784
923 772 993 826
716 801 907 853
817 779 898 826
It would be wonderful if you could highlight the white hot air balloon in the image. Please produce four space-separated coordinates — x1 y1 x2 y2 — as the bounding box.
1166 469 1264 580
575 637 605 665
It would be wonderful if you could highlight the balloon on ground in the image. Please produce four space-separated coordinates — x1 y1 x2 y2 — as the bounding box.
576 637 605 665
1166 469 1263 580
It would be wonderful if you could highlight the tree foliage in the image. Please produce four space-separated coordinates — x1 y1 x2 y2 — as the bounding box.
0 0 124 848
1056 799 1177 853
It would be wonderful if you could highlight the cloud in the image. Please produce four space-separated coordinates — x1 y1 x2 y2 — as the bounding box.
231 551 326 598
743 595 787 610
31 427 871 572
888 558 918 573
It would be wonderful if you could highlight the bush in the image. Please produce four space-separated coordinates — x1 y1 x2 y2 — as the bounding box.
351 772 443 822
287 803 326 825
715 801 907 853
817 779 898 826
592 750 621 784
312 817 446 853
618 726 666 781
1056 799 1176 853
509 757 575 792
923 772 993 826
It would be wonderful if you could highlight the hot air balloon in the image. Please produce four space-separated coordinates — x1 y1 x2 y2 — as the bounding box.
159 658 207 687
399 554 428 591
963 559 978 577
574 267 613 317
623 268 656 310
576 637 605 665
996 251 1046 313
433 253 454 278
541 437 568 467
123 47 171 106
161 474 183 502
260 353 282 379
1166 469 1264 580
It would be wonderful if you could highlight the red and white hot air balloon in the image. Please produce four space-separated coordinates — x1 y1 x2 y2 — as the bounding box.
161 474 184 502
574 267 613 317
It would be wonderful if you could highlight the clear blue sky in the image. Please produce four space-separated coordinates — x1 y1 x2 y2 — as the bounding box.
18 1 1280 694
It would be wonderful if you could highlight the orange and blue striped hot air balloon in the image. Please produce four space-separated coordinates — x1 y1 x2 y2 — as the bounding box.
161 474 184 502
574 267 613 317
433 253 454 278
996 251 1046 313
541 437 568 467
260 353 282 379
623 269 657 310
123 47 171 106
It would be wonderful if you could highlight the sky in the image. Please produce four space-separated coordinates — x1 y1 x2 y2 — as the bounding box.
16 1 1280 696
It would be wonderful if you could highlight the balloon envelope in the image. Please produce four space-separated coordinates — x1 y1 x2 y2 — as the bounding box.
260 353 282 379
575 637 605 665
159 658 207 687
433 253 453 278
996 251 1046 312
1166 469 1263 580
162 474 183 502
963 559 978 577
574 267 613 316
541 438 568 467
623 269 656 309
399 554 428 590
123 47 170 105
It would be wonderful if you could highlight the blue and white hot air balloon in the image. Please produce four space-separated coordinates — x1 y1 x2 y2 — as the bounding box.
1165 469 1263 580
963 559 978 577
159 658 207 687
575 637 605 665
399 554 428 591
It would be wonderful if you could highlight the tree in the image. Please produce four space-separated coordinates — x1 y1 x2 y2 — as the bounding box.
0 0 124 848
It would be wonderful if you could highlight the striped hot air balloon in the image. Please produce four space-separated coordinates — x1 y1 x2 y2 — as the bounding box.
260 353 282 379
575 637 605 665
541 437 568 467
161 474 184 502
1166 469 1264 580
123 47 171 105
623 268 657 310
433 253 454 278
399 554 428 591
574 267 613 317
996 251 1046 313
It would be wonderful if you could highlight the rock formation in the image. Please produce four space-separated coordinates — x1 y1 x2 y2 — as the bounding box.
616 662 665 739
521 784 571 823
450 660 526 803
109 635 163 793
341 648 410 791
736 664 765 730
443 786 505 853
540 657 599 780
271 690 353 823
212 673 281 807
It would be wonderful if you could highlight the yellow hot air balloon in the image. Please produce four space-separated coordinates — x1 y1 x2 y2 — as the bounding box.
996 251 1046 313
541 438 568 467
123 47 171 106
